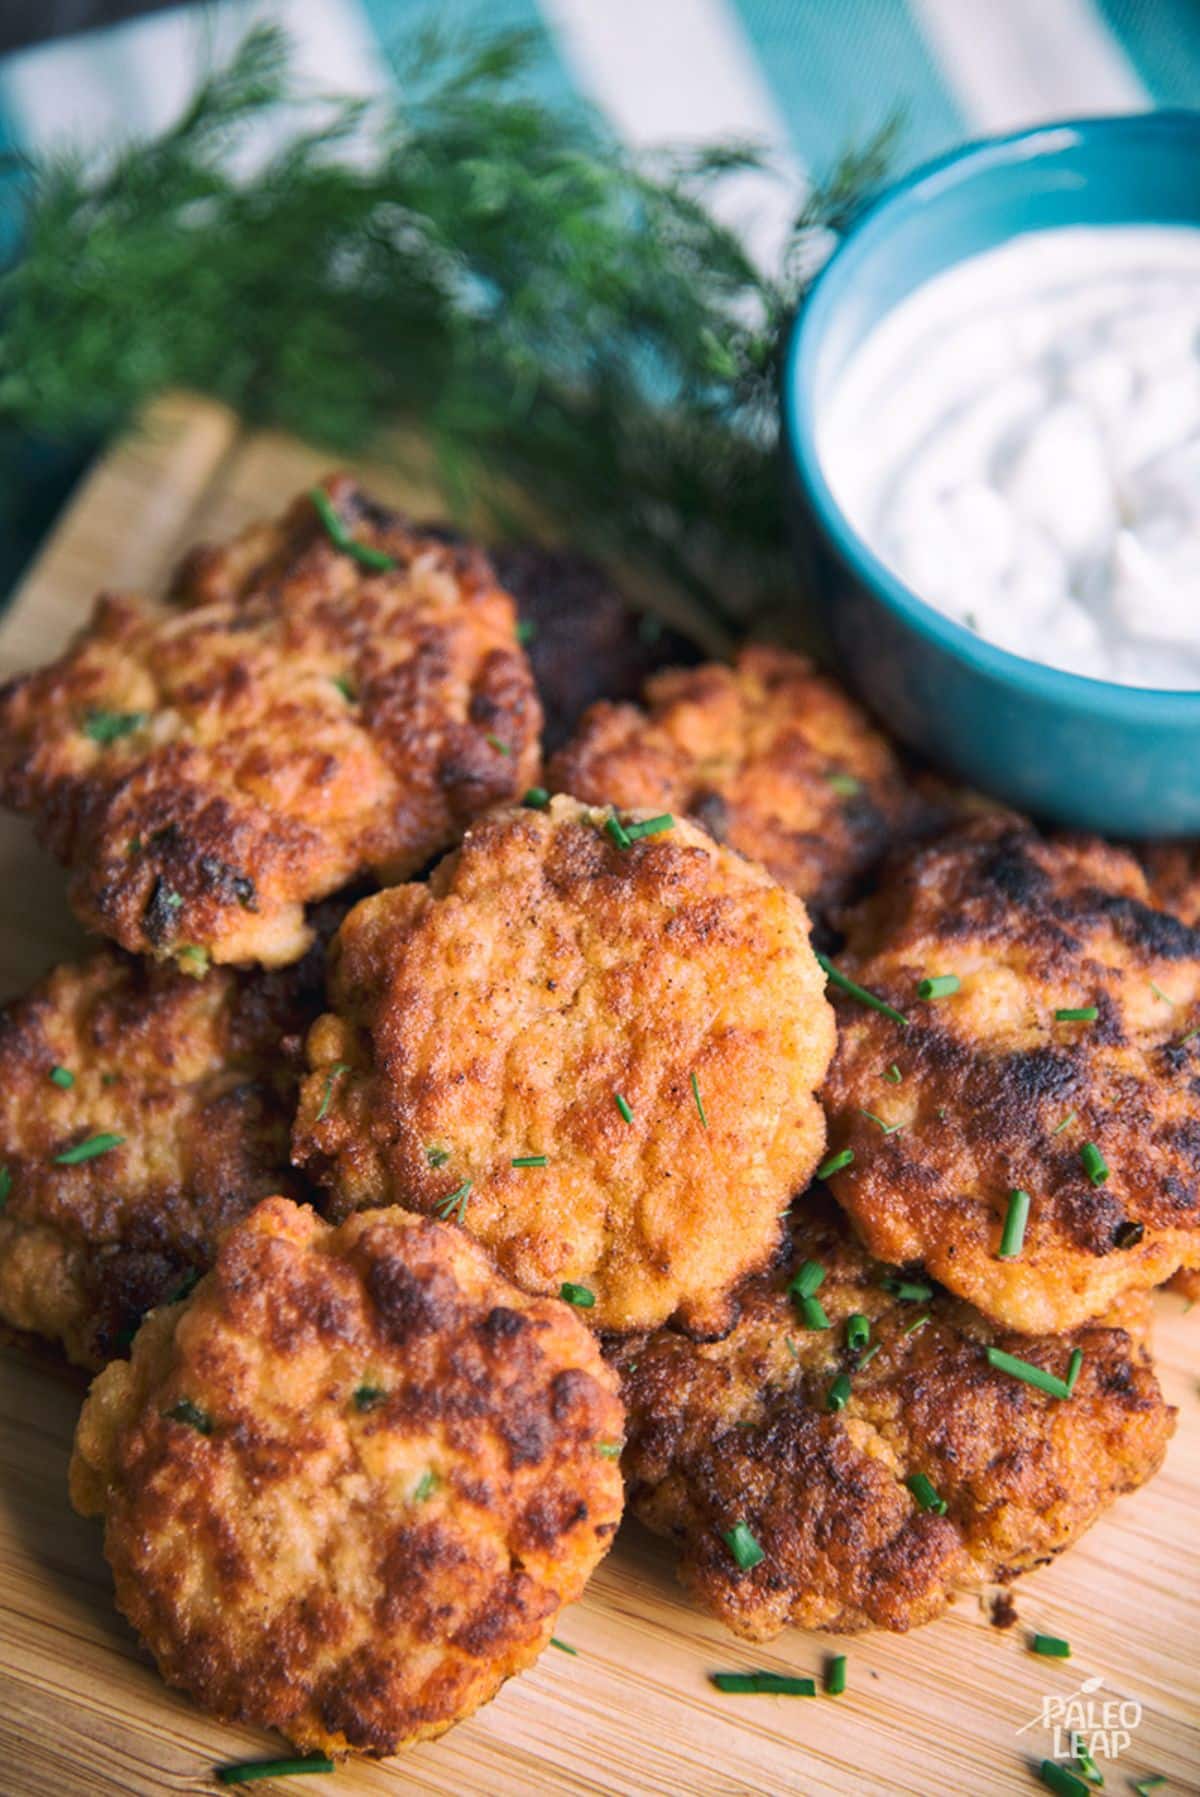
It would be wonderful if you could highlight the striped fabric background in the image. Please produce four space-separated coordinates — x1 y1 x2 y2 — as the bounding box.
1 0 1197 255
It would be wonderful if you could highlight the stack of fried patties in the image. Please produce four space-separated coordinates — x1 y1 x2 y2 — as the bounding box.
0 477 839 1760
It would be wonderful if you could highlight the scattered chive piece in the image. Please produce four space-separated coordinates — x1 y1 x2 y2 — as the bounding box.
436 1180 472 1224
856 1341 882 1369
624 814 674 840
825 1654 847 1696
884 1063 902 1084
798 1295 830 1331
332 673 356 701
412 1470 437 1502
1074 1742 1103 1787
166 1268 201 1305
1080 1141 1109 1186
48 1065 74 1089
998 1189 1031 1260
784 1336 799 1360
353 1385 386 1412
917 973 960 1001
1133 1780 1166 1795
860 1108 902 1135
426 1145 450 1168
560 1282 595 1308
1038 1764 1090 1797
710 1671 815 1695
1031 1633 1071 1657
790 1260 825 1300
83 709 147 744
53 1132 123 1165
816 953 908 1028
486 734 512 756
164 1398 212 1436
902 1313 930 1337
0 1167 10 1209
596 1441 622 1459
512 1154 548 1168
845 1313 870 1353
550 1637 578 1655
1065 1348 1083 1396
906 1472 947 1515
827 1372 852 1412
690 1070 708 1128
1055 1006 1098 1022
986 1347 1077 1400
604 813 633 850
1175 1025 1200 1048
177 944 210 974
881 1276 932 1303
309 484 395 570
217 1757 335 1786
614 1092 634 1124
816 1147 853 1180
826 770 862 798
315 1061 350 1122
1052 1109 1078 1136
516 618 536 645
1150 981 1177 1006
722 1521 764 1570
523 786 550 809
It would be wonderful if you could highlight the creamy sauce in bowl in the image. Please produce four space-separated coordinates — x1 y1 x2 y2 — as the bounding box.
819 226 1200 689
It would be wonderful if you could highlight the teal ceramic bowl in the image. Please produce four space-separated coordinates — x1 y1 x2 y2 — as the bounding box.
783 111 1200 837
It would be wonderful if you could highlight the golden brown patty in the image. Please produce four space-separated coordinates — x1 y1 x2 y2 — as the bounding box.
293 795 835 1334
1134 840 1200 928
0 942 325 1368
0 478 540 969
822 816 1200 1333
70 1197 624 1757
616 1199 1173 1639
547 645 928 922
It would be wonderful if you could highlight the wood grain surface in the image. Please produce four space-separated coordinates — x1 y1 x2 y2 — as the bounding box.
0 395 1195 1797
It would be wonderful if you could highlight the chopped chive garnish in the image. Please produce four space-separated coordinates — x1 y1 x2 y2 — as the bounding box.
177 944 210 974
902 1313 930 1337
859 1108 902 1135
412 1469 437 1502
614 1092 633 1124
816 1147 853 1180
560 1282 595 1308
1038 1764 1090 1797
906 1472 947 1514
164 1398 212 1436
427 1145 450 1168
516 619 536 645
816 954 909 1028
353 1385 386 1411
83 709 147 744
1132 1779 1166 1795
1055 1006 1098 1022
0 1167 10 1208
1031 1633 1071 1658
53 1132 123 1165
309 484 395 570
1065 1348 1083 1396
486 734 512 756
723 1521 764 1570
917 973 960 1001
624 813 675 841
332 673 356 701
998 1189 1031 1260
986 1347 1075 1400
826 770 862 798
435 1180 472 1224
883 1063 903 1084
882 1276 932 1303
596 1440 622 1458
710 1671 815 1695
856 1341 882 1369
827 1373 852 1412
1080 1141 1109 1185
798 1295 830 1331
48 1065 74 1089
550 1636 578 1655
1150 981 1177 1006
512 1154 548 1167
523 786 550 810
825 1654 847 1696
845 1313 870 1353
1052 1109 1078 1136
690 1070 708 1128
784 1337 799 1359
1074 1743 1103 1787
790 1260 825 1300
217 1757 335 1787
166 1269 201 1305
1175 1025 1200 1048
315 1061 350 1122
604 813 633 850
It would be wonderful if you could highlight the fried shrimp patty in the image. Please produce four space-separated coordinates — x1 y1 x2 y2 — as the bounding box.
293 795 835 1334
822 816 1200 1333
0 478 540 969
70 1197 624 1756
547 645 927 921
0 944 324 1368
615 1199 1173 1640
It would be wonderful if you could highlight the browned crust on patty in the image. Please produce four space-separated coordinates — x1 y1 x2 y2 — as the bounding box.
70 1197 624 1756
292 794 835 1334
822 815 1200 1333
0 478 541 969
615 1197 1173 1639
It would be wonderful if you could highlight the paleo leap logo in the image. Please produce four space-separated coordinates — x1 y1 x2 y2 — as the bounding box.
1017 1672 1143 1767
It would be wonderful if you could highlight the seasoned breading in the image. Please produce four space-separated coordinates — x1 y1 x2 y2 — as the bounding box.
616 1199 1173 1639
71 1197 624 1756
547 645 928 922
822 816 1200 1333
293 795 835 1334
0 478 540 969
1135 840 1200 928
0 943 325 1368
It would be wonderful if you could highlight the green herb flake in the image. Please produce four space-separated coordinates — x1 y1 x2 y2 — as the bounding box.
826 770 862 798
986 1346 1075 1400
512 1154 548 1167
486 733 512 756
710 1671 814 1695
216 1756 335 1786
1074 1742 1103 1787
845 1313 870 1353
309 484 396 571
856 1341 882 1370
436 1179 472 1224
881 1276 932 1303
906 1472 947 1515
1150 981 1178 1007
1132 1779 1166 1795
825 1654 847 1696
1038 1763 1090 1797
722 1521 764 1570
427 1145 450 1168
560 1281 595 1308
1064 1348 1084 1396
177 945 210 974
917 973 960 1001
902 1313 930 1338
1031 1633 1071 1658
0 1167 11 1209
883 1063 903 1084
53 1132 124 1165
860 1108 902 1135
690 1070 708 1128
624 813 674 841
998 1188 1031 1260
789 1260 825 1300
1080 1141 1109 1186
596 1440 622 1459
816 1147 853 1180
353 1385 386 1412
315 1061 350 1122
413 1469 438 1502
797 1295 830 1331
523 787 551 810
1052 1108 1078 1136
549 1636 578 1655
614 1092 634 1124
604 813 633 850
515 619 536 645
83 709 147 744
332 673 356 701
1055 1005 1098 1022
816 954 909 1028
48 1065 74 1089
164 1398 212 1436
826 1372 852 1413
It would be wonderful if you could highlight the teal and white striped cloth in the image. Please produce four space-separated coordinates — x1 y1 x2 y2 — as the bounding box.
1 1 1197 263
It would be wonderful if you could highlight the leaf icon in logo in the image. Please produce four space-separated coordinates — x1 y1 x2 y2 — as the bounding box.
1079 1676 1105 1693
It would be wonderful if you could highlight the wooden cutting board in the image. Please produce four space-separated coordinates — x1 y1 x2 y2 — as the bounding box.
0 394 1195 1797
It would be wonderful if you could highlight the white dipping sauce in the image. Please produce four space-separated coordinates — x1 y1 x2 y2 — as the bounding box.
819 226 1200 688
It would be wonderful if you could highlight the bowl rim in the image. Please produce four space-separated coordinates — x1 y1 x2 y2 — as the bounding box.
782 108 1200 720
